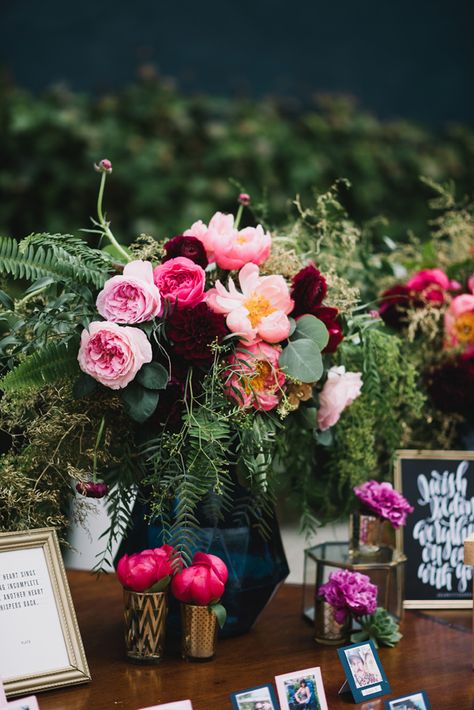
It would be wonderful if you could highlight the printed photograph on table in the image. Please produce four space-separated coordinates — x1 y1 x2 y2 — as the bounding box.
385 690 431 710
4 698 40 710
394 450 474 608
138 701 194 710
275 666 328 710
337 640 390 703
230 684 278 710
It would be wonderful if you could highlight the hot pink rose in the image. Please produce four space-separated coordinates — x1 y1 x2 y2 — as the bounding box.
96 260 161 323
153 256 205 309
78 321 152 389
444 293 474 349
354 480 414 528
192 552 229 584
171 553 228 605
317 366 363 431
184 212 271 270
225 342 285 411
116 545 175 592
406 268 461 303
318 569 377 623
207 263 293 344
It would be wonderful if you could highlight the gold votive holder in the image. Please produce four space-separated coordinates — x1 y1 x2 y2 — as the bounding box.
181 603 217 661
123 589 167 664
314 598 351 645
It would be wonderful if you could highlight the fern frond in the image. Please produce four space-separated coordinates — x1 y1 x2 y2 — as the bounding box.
0 236 108 288
0 338 80 393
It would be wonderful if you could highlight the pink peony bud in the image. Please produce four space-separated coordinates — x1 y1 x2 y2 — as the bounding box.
94 158 113 174
116 546 175 592
171 554 228 605
75 481 108 498
238 193 251 206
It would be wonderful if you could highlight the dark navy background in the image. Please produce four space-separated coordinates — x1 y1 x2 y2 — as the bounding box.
0 0 473 124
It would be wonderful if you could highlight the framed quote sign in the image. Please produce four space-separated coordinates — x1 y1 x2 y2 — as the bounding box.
0 527 90 697
394 449 474 609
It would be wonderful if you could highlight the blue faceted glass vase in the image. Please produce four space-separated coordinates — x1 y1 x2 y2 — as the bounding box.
116 482 289 638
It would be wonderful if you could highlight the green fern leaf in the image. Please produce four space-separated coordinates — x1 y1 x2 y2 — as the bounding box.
0 337 81 393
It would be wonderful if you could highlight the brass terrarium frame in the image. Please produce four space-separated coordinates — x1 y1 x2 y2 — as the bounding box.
0 527 90 697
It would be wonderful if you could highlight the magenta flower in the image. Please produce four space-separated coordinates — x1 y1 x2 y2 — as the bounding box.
354 480 414 528
318 569 378 623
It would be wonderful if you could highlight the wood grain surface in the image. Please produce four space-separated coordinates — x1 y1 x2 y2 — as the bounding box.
33 571 474 710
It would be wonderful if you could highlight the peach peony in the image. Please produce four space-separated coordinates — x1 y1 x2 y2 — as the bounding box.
206 263 293 344
317 366 363 431
444 293 474 350
184 212 271 270
225 342 285 411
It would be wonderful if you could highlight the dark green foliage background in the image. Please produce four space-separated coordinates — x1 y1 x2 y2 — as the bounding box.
2 77 474 243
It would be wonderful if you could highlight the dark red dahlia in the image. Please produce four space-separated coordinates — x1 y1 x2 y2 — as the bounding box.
290 263 328 319
378 284 413 329
426 351 474 416
311 305 344 353
166 302 228 363
76 481 108 498
163 235 208 269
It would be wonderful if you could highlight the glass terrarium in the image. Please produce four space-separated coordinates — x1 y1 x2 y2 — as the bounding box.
303 541 406 623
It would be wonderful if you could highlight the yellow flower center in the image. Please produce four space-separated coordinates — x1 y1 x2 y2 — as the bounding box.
244 293 276 328
454 312 474 343
236 234 248 244
245 360 273 393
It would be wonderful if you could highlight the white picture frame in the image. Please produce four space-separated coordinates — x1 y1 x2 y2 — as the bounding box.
275 666 328 710
0 527 90 697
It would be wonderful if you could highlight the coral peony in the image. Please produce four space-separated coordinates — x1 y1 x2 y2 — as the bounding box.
116 546 175 592
78 321 152 389
319 569 378 623
406 268 461 303
96 260 161 324
444 293 474 349
317 366 362 431
290 263 328 318
171 553 227 605
207 262 293 344
225 342 285 411
184 212 271 270
163 235 208 269
354 480 414 528
153 256 206 309
166 302 228 363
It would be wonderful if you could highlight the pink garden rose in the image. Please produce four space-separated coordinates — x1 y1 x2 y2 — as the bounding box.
96 260 161 323
78 321 152 389
406 268 460 303
225 342 285 411
444 293 474 350
318 569 378 623
171 552 228 606
317 366 362 431
116 545 176 592
207 263 293 344
153 256 205 309
354 480 414 528
184 212 271 270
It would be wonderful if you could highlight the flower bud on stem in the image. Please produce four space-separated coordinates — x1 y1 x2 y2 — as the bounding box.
95 165 131 263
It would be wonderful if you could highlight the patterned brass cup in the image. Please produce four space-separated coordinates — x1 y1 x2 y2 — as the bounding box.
181 603 217 661
314 598 350 645
123 590 167 664
349 512 383 555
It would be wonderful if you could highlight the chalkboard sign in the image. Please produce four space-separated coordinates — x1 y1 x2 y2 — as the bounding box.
394 450 474 609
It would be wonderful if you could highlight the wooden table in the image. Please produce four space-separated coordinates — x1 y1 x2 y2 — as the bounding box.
35 571 474 709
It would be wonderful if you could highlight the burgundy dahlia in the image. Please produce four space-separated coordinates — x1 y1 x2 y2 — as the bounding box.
426 351 474 416
378 284 412 329
163 235 208 269
290 263 328 318
311 305 344 353
76 481 108 498
166 302 228 363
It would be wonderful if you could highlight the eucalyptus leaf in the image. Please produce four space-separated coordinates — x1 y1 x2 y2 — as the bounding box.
317 428 333 446
209 602 227 629
147 575 171 593
279 339 324 383
135 362 168 390
292 315 329 350
121 381 160 423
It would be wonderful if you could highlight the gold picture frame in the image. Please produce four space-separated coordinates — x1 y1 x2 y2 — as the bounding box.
394 449 474 610
0 527 90 697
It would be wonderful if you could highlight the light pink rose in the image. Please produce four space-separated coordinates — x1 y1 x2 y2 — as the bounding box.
406 268 461 303
184 212 271 270
153 256 205 309
96 260 161 324
78 321 152 389
225 341 285 411
317 366 363 431
206 263 293 344
444 293 474 349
